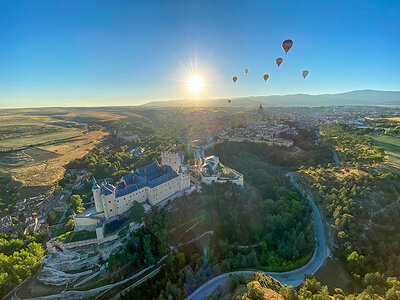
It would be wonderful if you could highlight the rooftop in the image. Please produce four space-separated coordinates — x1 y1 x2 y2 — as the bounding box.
97 161 180 198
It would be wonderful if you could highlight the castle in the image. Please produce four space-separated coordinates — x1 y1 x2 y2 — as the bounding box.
92 152 190 219
74 152 190 237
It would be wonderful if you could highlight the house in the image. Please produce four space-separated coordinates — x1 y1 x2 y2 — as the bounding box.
0 216 13 233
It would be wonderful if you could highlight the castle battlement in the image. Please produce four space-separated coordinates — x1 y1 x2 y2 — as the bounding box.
161 151 180 173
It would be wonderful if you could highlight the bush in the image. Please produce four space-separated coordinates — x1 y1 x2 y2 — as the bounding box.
58 231 72 242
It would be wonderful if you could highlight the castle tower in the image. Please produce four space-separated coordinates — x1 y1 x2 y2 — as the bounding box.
92 178 104 213
179 166 190 190
161 152 179 173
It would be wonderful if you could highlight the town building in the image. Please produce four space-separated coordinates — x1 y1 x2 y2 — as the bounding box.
201 155 244 186
0 216 13 233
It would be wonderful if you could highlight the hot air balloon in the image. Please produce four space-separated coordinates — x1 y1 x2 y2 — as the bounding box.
302 70 309 78
233 76 238 83
282 39 293 54
228 99 231 103
276 57 283 67
245 69 248 73
263 74 269 81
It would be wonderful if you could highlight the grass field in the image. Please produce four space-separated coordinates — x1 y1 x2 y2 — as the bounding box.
69 230 96 242
367 135 400 170
0 108 111 197
0 131 107 197
0 127 83 152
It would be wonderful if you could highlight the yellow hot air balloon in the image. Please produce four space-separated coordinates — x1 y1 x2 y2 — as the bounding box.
228 99 231 103
276 57 283 67
233 76 238 83
302 70 309 78
263 74 269 81
282 39 293 54
245 69 248 73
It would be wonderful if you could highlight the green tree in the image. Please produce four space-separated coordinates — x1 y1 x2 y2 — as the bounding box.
47 211 57 226
280 285 299 300
247 281 265 300
69 195 84 214
129 202 145 223
347 251 365 276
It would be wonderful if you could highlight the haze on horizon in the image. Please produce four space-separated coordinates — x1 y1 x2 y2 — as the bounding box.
0 0 399 108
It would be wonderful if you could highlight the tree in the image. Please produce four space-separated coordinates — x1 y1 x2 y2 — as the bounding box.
280 285 299 300
176 252 186 267
0 241 44 298
347 251 365 276
47 211 57 226
165 281 182 299
299 277 323 295
129 202 145 223
143 234 155 266
247 250 258 267
69 195 84 214
65 218 75 231
0 238 23 256
247 281 265 300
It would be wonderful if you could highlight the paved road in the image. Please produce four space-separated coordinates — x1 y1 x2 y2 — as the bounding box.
186 172 330 300
331 149 340 166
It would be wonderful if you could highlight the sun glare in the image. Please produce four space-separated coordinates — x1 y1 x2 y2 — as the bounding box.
187 75 204 93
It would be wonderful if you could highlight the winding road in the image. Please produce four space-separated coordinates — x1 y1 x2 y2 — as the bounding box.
186 172 330 300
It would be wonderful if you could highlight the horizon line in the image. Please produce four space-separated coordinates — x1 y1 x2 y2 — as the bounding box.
1 89 400 110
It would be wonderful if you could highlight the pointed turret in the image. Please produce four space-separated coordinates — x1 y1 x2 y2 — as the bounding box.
92 177 100 189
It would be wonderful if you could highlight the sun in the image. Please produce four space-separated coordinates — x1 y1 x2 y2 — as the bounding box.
187 75 204 93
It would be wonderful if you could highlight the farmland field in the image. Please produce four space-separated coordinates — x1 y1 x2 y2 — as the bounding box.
0 108 111 197
381 117 400 122
368 135 400 170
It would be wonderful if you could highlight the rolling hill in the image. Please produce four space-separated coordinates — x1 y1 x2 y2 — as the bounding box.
141 90 400 107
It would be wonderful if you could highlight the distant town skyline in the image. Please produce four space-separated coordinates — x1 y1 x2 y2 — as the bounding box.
1 0 399 108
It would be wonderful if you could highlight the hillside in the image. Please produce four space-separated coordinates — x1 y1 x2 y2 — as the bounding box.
141 90 400 107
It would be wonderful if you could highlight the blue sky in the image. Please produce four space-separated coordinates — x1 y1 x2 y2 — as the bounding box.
0 0 399 108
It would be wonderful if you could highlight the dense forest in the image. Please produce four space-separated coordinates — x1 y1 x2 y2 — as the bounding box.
121 142 317 299
298 124 400 297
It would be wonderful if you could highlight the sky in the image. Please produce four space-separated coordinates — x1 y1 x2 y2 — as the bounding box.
0 0 399 108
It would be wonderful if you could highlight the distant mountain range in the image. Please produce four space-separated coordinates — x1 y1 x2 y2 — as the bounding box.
141 90 400 107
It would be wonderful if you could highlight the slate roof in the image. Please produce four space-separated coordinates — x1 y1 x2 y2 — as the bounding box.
113 161 179 198
100 183 116 196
